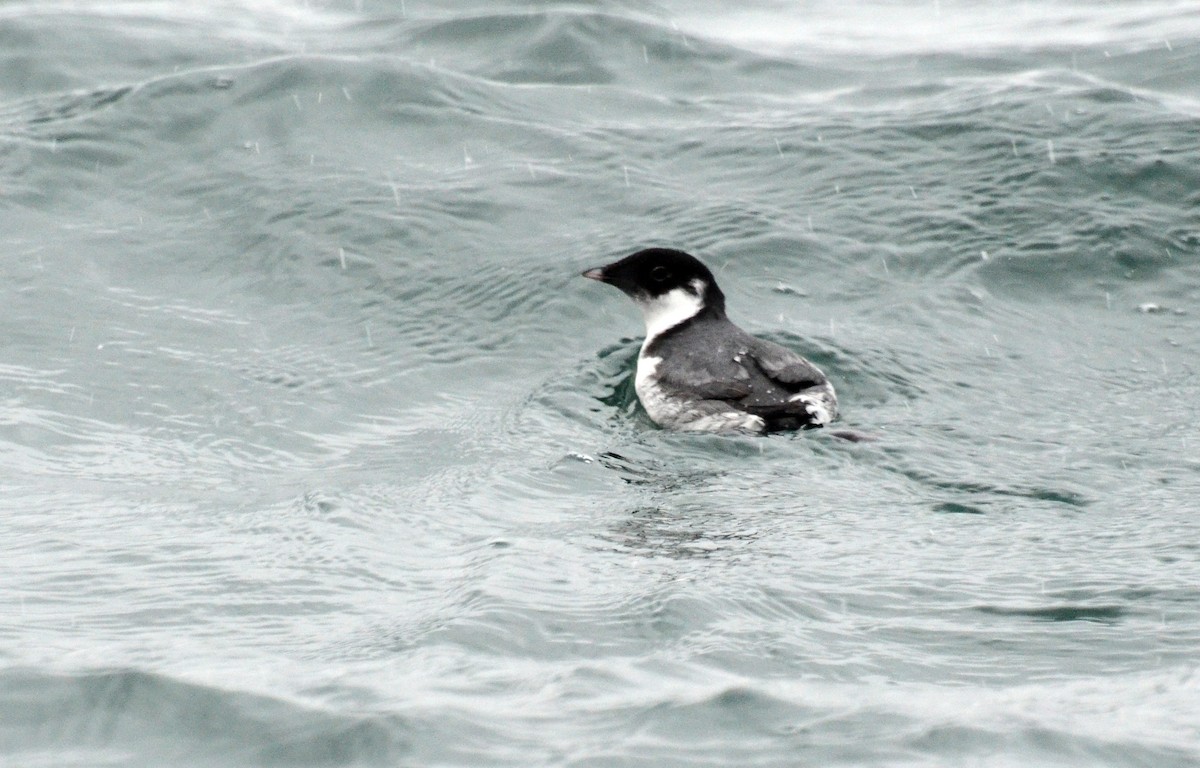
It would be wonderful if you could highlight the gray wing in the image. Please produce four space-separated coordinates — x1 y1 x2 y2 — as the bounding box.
652 343 755 400
650 326 826 401
739 334 837 428
745 335 828 390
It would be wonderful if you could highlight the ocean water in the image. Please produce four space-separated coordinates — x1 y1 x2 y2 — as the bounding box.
2 0 1199 765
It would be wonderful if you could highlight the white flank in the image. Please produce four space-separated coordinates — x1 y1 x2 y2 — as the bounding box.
636 353 765 433
636 282 705 346
635 354 662 397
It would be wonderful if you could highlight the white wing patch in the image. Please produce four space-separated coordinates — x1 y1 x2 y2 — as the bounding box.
789 383 838 426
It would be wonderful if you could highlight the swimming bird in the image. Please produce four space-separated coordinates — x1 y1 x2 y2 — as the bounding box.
582 248 838 434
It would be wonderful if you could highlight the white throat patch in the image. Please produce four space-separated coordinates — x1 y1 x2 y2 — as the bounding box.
637 279 705 346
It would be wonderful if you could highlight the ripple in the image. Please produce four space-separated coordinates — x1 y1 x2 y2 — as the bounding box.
976 603 1128 623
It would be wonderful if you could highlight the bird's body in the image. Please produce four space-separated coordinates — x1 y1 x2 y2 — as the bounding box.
583 248 838 434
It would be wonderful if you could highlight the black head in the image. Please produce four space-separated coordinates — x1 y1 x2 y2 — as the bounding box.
581 248 726 315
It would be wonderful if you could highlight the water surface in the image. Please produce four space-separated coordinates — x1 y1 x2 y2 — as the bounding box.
2 1 1199 765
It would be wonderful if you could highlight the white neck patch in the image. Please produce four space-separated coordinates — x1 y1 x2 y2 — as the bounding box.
637 279 705 346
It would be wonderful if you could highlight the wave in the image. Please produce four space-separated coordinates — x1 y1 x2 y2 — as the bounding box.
0 667 408 767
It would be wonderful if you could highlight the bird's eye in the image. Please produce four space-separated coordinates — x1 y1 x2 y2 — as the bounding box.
650 265 670 282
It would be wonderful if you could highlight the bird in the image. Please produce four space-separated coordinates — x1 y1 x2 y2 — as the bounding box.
582 247 838 434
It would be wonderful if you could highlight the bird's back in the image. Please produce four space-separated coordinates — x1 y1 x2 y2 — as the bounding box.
645 316 836 430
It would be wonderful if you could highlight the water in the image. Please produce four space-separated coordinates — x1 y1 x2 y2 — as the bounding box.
2 1 1199 765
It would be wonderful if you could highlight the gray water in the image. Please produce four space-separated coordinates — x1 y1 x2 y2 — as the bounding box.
3 1 1200 765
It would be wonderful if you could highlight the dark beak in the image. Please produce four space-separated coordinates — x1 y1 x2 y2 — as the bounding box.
581 267 607 281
